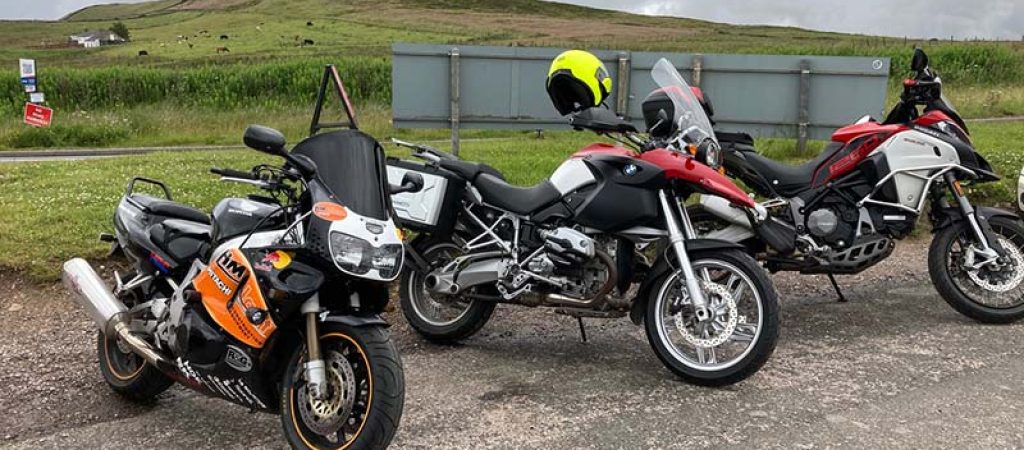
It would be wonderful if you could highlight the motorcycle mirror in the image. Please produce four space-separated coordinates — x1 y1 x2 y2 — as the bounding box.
649 109 672 137
911 48 929 73
244 125 287 156
391 172 424 195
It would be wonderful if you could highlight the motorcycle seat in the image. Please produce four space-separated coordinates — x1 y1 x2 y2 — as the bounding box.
438 159 505 182
149 219 211 263
473 173 561 215
131 195 211 224
741 142 841 197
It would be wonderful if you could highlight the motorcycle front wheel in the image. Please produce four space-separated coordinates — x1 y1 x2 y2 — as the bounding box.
929 215 1024 323
644 249 779 386
280 323 404 450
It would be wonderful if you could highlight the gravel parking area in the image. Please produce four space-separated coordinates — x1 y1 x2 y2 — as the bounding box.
3 238 1024 449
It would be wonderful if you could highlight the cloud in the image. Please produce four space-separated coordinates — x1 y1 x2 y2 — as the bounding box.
0 0 151 20
554 0 1023 40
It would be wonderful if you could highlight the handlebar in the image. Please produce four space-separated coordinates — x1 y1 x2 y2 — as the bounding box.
210 167 256 180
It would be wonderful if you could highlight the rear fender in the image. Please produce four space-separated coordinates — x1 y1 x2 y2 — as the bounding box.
628 239 745 325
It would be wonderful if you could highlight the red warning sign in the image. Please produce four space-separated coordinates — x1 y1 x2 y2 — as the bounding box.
23 103 52 127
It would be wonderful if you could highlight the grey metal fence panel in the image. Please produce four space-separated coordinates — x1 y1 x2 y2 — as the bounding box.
392 43 890 142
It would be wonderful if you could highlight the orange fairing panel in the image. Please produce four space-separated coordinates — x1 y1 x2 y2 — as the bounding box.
193 249 277 348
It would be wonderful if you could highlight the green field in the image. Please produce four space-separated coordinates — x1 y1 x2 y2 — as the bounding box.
1 120 1022 281
0 0 1022 280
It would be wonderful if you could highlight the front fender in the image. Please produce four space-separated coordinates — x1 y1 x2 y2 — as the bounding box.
321 313 389 328
639 148 756 208
628 239 745 325
931 205 1019 232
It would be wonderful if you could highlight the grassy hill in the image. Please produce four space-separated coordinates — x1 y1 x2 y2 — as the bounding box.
0 0 1021 148
7 0 1019 68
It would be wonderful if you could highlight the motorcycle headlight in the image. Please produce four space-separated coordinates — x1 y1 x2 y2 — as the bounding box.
329 232 403 279
696 140 722 170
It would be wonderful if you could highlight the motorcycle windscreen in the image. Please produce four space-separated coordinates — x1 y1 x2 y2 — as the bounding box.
650 58 718 146
291 129 390 220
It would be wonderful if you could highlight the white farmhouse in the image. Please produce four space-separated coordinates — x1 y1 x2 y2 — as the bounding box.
68 31 126 48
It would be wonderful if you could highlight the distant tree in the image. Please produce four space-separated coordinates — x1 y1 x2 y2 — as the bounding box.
110 21 130 41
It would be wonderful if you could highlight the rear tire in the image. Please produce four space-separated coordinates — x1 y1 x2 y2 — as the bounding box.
644 249 779 386
929 215 1024 323
96 331 174 402
399 240 495 344
280 323 404 450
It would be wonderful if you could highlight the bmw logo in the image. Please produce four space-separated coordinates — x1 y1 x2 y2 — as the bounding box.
623 164 638 176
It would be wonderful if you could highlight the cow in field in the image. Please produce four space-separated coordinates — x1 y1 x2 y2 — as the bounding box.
216 47 230 53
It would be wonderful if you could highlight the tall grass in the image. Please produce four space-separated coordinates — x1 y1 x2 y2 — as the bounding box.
0 57 390 115
3 43 1020 117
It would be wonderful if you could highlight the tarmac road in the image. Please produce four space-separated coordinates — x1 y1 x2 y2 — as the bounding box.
2 240 1024 449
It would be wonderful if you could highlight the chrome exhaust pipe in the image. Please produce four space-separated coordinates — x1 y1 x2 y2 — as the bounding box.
62 258 169 367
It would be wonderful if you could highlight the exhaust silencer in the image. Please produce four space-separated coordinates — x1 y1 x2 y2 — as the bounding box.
62 258 168 367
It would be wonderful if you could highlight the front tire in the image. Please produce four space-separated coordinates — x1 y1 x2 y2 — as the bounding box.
929 215 1024 323
644 249 779 386
280 323 404 450
399 240 495 344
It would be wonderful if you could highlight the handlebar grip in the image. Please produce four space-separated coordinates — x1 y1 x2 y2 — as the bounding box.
210 167 254 179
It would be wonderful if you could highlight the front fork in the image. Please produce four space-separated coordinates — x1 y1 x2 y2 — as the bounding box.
301 294 328 400
942 172 1003 268
658 190 711 321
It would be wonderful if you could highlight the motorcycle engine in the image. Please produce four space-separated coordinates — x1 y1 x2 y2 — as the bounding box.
805 203 856 248
532 227 598 272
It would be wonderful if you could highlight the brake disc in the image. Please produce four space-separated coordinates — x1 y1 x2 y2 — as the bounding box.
966 238 1024 293
298 350 357 437
673 280 739 348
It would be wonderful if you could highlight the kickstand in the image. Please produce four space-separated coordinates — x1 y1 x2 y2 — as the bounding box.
577 317 588 343
827 273 847 303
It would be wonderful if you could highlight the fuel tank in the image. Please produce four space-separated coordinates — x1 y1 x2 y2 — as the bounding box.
210 198 285 244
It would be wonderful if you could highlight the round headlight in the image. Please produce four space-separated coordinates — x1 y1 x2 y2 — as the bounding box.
696 139 722 170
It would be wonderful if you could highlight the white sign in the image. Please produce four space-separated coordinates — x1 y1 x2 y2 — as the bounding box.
19 58 36 78
23 83 36 93
29 92 44 103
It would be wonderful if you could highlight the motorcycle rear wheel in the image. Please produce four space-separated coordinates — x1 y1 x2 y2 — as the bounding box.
96 331 174 402
644 249 779 386
929 215 1024 323
399 240 495 344
280 322 404 450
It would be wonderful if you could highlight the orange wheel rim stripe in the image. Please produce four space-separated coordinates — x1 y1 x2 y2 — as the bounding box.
289 332 373 450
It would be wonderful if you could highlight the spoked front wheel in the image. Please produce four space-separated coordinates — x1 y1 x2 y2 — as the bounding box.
281 323 404 450
644 249 779 386
929 215 1024 323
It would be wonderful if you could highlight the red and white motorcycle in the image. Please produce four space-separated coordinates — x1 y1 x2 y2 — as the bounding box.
685 48 1024 323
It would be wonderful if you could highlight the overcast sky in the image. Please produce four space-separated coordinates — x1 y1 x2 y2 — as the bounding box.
2 0 1021 40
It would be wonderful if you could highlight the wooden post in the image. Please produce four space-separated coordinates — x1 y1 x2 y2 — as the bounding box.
797 60 811 155
691 54 704 88
449 47 461 156
615 52 631 117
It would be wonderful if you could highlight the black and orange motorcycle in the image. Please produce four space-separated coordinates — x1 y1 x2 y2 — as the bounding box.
63 121 423 449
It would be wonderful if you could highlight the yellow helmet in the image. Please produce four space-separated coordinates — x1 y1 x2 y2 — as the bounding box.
546 50 613 115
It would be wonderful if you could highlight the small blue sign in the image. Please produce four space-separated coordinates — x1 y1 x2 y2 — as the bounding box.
20 76 36 86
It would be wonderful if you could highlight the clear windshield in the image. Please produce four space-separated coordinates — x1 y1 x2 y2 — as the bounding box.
650 58 717 145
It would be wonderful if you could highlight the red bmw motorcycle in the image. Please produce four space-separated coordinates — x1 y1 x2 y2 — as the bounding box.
389 58 779 386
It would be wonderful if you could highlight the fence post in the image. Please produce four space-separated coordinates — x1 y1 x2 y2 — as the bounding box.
449 47 461 156
797 59 811 155
615 52 631 117
691 54 704 88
